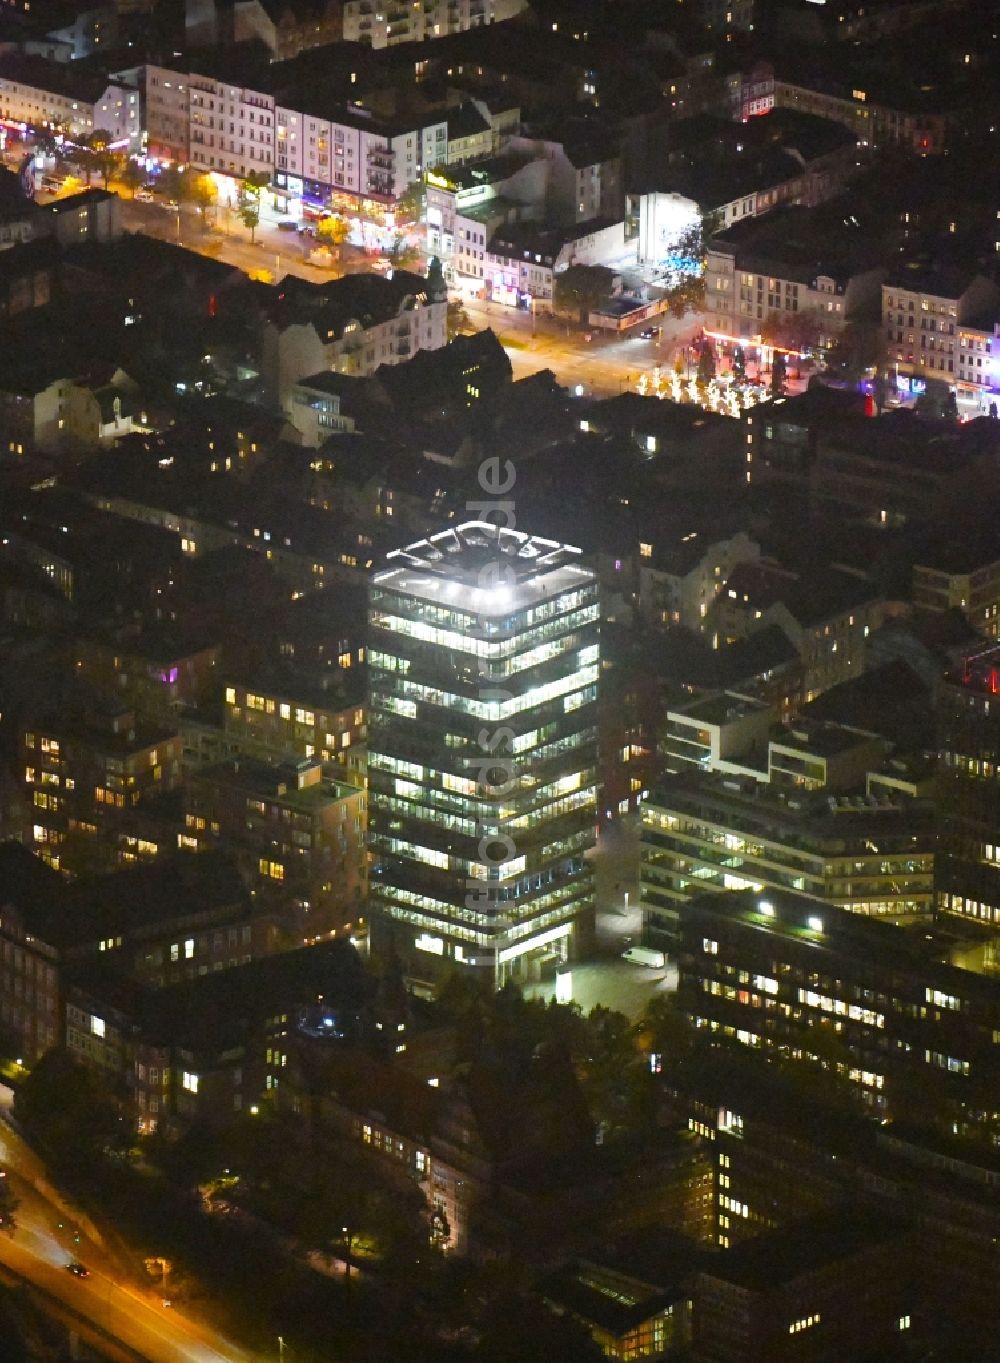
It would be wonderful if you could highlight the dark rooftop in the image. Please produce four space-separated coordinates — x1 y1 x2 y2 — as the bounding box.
0 842 64 915
71 937 371 1053
267 268 434 340
0 52 133 103
701 1206 903 1291
709 203 885 288
61 852 249 948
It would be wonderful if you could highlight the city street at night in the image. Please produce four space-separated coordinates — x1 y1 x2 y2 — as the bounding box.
0 1101 250 1363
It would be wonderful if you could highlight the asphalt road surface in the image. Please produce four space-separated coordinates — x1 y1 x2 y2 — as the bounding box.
0 1105 251 1363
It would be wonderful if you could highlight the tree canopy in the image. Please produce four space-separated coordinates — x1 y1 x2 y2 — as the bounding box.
14 1049 129 1174
554 264 616 322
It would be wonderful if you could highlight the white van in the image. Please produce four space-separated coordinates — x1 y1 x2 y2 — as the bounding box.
622 946 666 969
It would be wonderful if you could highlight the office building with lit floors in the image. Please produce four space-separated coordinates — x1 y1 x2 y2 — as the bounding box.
368 521 599 986
937 642 1000 926
675 888 1000 1141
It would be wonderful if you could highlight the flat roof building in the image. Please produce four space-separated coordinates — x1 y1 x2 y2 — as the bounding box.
675 887 1000 1138
641 771 934 943
368 520 599 985
937 642 1000 928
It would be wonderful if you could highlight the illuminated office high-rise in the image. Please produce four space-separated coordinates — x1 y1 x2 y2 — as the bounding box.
368 521 599 985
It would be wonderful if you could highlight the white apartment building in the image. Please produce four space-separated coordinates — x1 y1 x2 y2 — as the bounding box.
705 218 885 351
956 321 1000 400
506 134 624 225
484 218 629 309
275 103 447 204
0 55 140 146
425 154 545 279
774 80 949 154
187 72 274 181
638 529 761 632
883 271 1000 386
143 65 190 163
341 0 524 48
260 270 448 406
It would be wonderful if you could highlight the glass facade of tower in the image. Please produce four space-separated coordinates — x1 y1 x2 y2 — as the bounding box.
368 522 599 984
938 644 1000 926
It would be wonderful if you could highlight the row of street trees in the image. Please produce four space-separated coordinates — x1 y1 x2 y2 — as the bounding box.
47 144 286 248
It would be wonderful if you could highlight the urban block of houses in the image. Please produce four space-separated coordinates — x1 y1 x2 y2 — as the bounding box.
705 203 886 353
259 263 448 407
0 53 141 148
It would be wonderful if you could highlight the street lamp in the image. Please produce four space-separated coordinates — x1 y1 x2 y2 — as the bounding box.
278 1335 286 1361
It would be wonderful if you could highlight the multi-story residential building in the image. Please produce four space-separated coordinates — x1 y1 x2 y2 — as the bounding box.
282 1030 713 1258
63 853 275 986
187 68 275 182
634 110 856 241
368 521 599 985
184 756 367 937
882 268 1000 387
506 134 624 225
67 938 367 1136
809 410 1000 529
446 102 493 165
661 692 889 788
425 152 545 281
232 0 343 59
704 205 885 353
693 1210 910 1363
708 560 884 700
726 62 775 122
662 692 774 779
341 0 524 48
640 772 934 942
274 101 447 206
675 887 1000 1135
674 1069 1000 1355
22 705 182 876
936 642 1000 928
637 529 759 633
284 371 357 445
0 362 138 458
767 719 889 793
484 217 629 311
0 844 275 1064
74 631 220 726
773 77 951 154
0 54 141 147
693 0 753 32
259 266 448 407
912 531 1000 638
955 319 1000 402
222 678 366 785
802 0 966 44
0 842 64 1062
741 387 867 491
142 64 190 163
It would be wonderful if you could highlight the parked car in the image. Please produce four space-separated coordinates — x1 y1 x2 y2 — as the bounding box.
277 219 298 232
66 1262 90 1279
41 176 61 192
135 188 155 203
